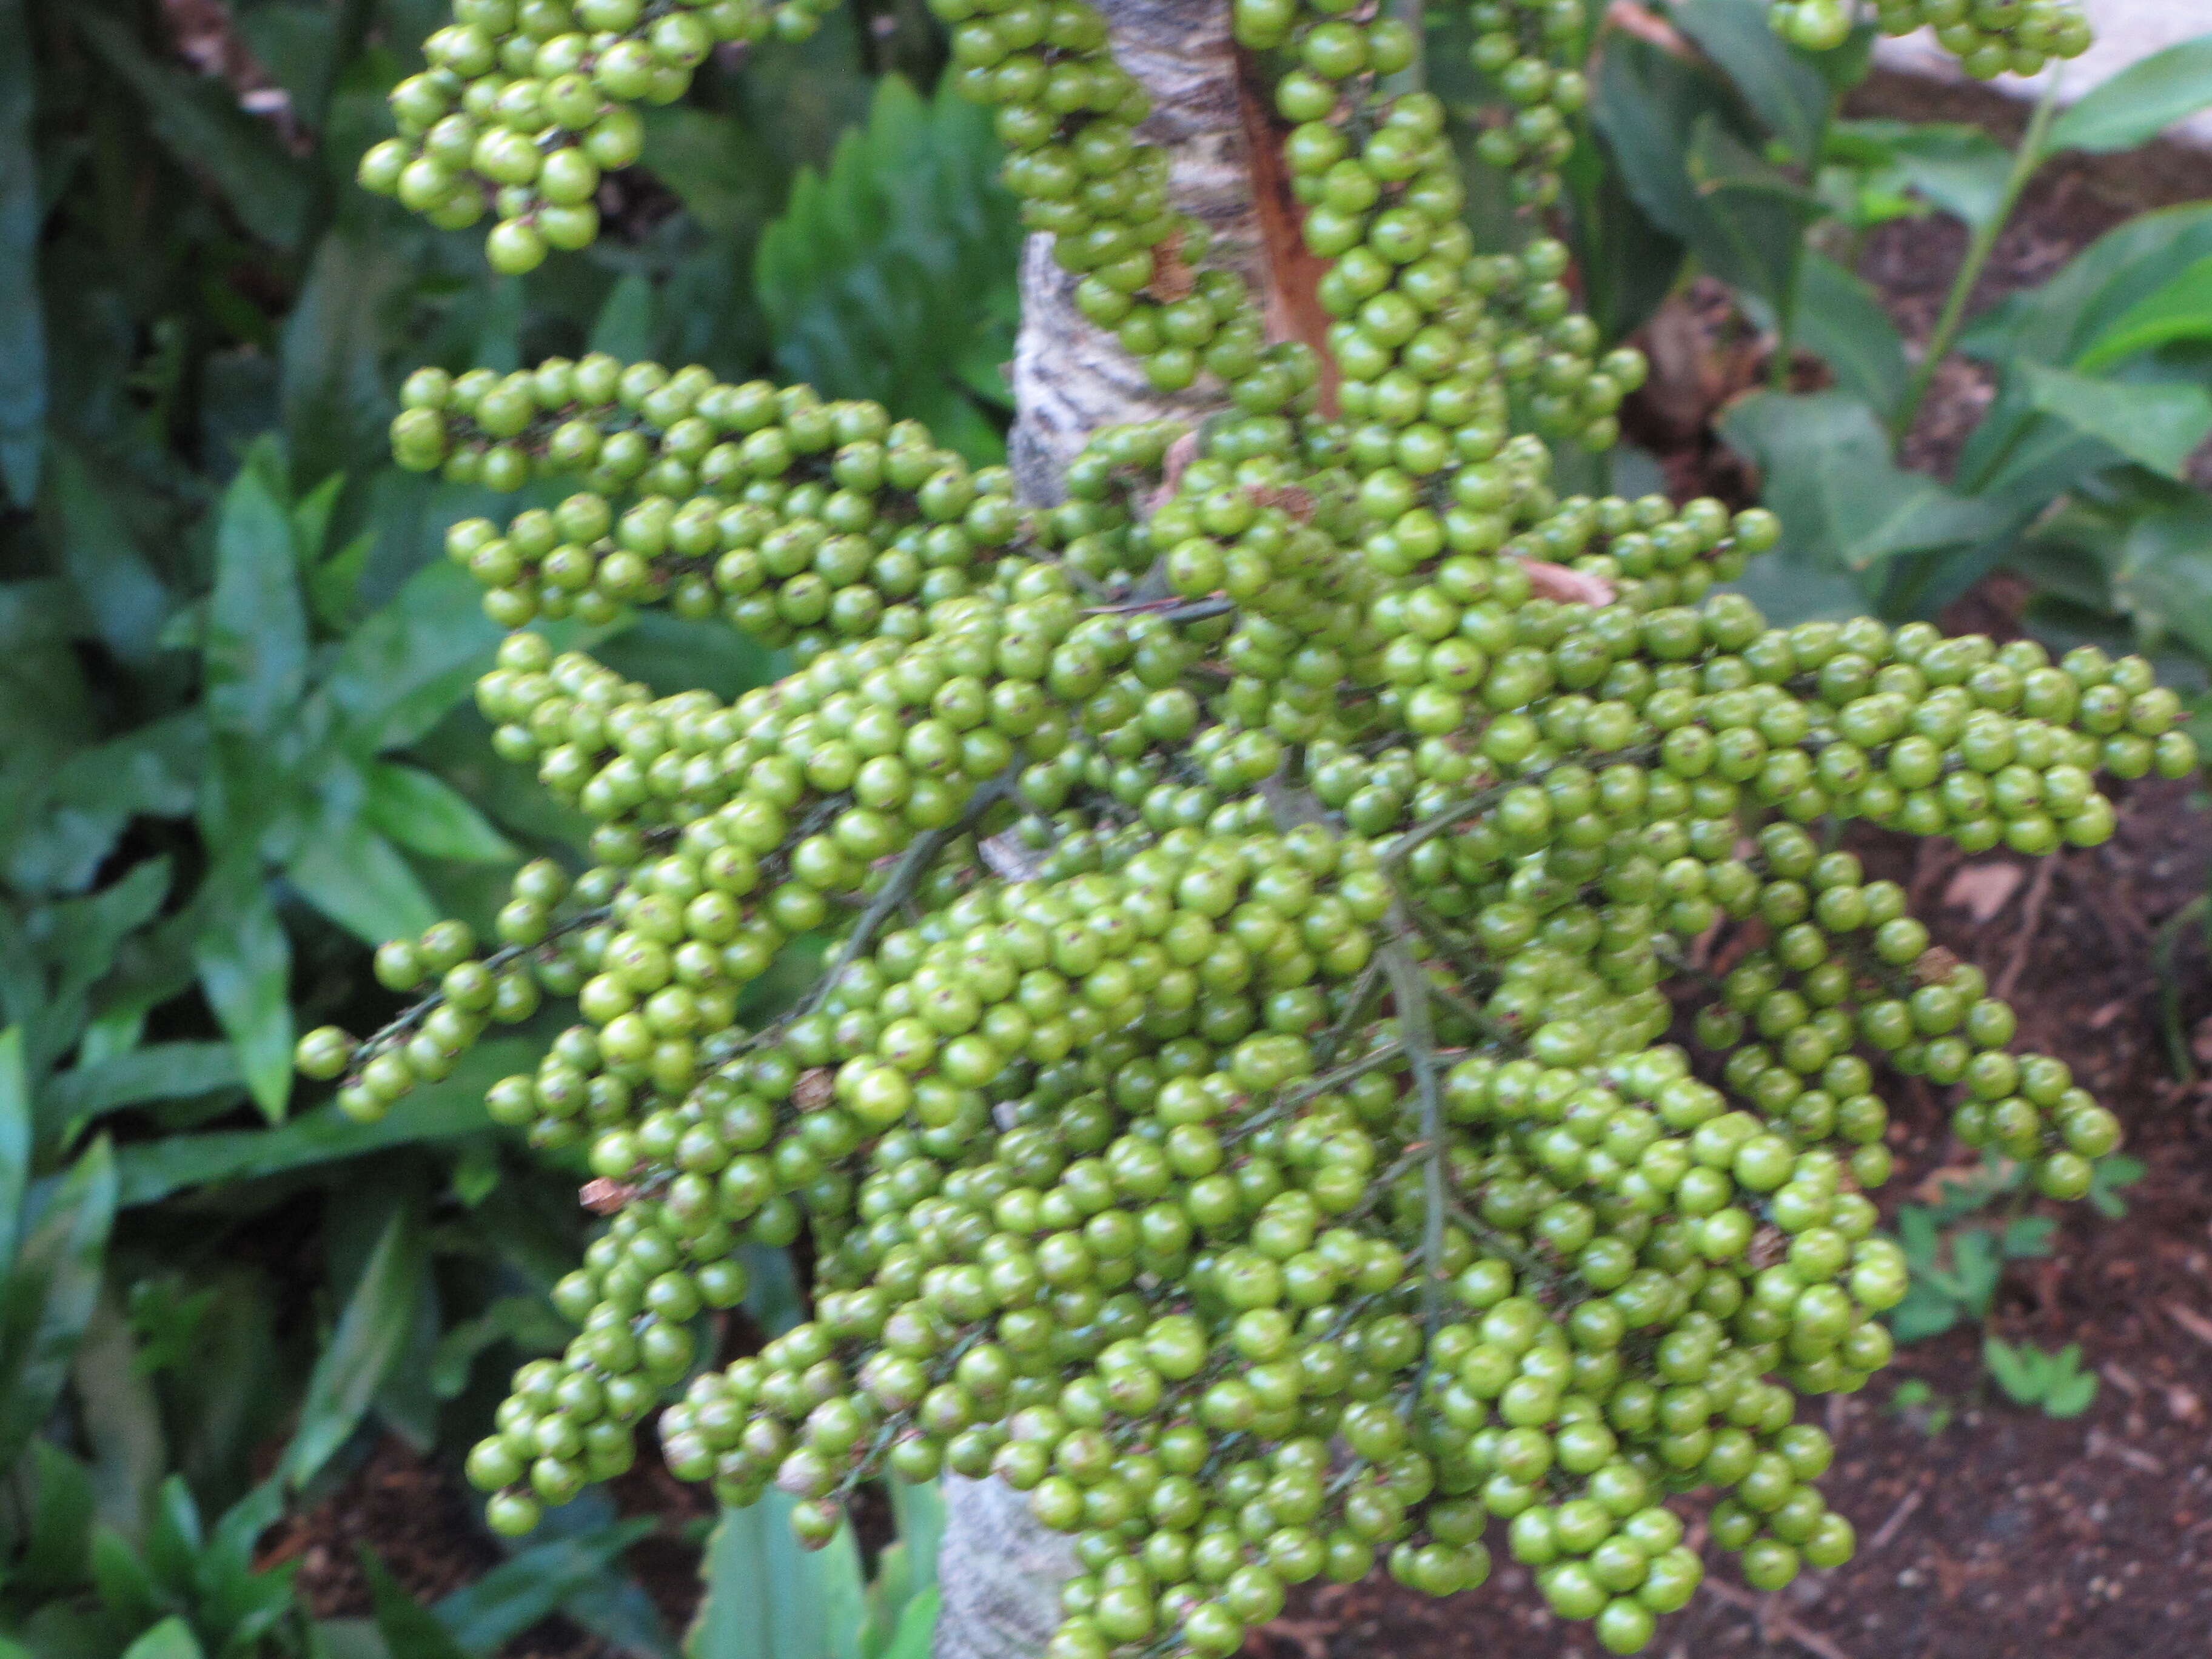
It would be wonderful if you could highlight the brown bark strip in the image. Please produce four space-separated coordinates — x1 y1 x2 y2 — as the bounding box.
1232 47 1342 417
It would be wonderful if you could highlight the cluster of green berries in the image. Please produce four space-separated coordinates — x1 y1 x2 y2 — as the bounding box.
1781 0 2093 76
293 0 2177 1652
357 0 834 274
406 369 1033 652
1461 0 1590 207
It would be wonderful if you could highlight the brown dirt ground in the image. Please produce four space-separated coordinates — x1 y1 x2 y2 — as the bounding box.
264 62 2212 1659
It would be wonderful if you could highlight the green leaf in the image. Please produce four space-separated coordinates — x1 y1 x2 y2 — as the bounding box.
588 272 660 363
1830 119 2013 229
204 448 309 739
315 563 500 759
281 224 412 487
1593 36 1731 249
38 1042 242 1139
1999 1215 2057 1261
281 1204 426 1491
190 863 293 1122
0 0 42 506
2020 362 2212 480
756 75 1022 461
1961 201 2212 373
2076 253 2212 371
2087 1151 2149 1219
1982 1334 2042 1404
5 712 206 896
43 443 171 663
1720 391 2003 574
435 1519 655 1655
430 1295 571 1399
0 1027 25 1265
688 1492 862 1659
874 1586 937 1659
363 762 517 865
2041 1349 2099 1418
286 814 441 947
0 1137 117 1471
119 1617 205 1659
110 1037 534 1207
72 13 311 252
2050 33 2212 155
1949 1228 2003 1318
640 109 779 241
1672 0 1832 161
1793 252 1908 422
361 1549 472 1659
1683 117 1822 311
21 1439 98 1594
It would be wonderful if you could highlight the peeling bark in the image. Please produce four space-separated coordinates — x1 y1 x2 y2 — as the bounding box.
940 4 1261 1656
1007 0 1265 504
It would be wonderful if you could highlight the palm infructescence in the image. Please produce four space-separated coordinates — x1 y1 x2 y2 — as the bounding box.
300 1 2163 1653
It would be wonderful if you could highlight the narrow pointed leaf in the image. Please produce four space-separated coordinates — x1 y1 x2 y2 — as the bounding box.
281 1205 425 1491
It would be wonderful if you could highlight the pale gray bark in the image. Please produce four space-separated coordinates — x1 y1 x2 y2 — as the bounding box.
1005 0 1261 505
939 5 1255 1658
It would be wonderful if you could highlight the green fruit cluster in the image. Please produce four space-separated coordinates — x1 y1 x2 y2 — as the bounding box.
1848 0 2091 77
356 0 834 274
294 0 2181 1654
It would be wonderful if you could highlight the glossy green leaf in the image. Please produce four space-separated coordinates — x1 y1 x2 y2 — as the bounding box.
287 814 441 947
282 1204 425 1491
1792 252 1908 421
111 1037 533 1206
0 1027 24 1265
1672 0 1832 161
2076 253 2212 371
2049 33 2212 155
0 0 42 507
204 449 309 740
688 1492 863 1659
756 75 1021 463
435 1518 655 1654
119 1617 205 1659
2020 362 2212 480
1721 391 2003 573
72 13 312 252
0 1137 117 1470
190 863 293 1122
363 762 518 865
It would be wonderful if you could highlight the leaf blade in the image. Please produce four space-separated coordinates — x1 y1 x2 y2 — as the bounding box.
2050 34 2212 155
281 1204 426 1492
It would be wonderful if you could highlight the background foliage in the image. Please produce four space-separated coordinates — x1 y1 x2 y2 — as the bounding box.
0 1 2207 1655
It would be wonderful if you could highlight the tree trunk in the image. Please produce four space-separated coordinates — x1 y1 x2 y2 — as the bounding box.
938 4 1262 1657
1004 0 1263 504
